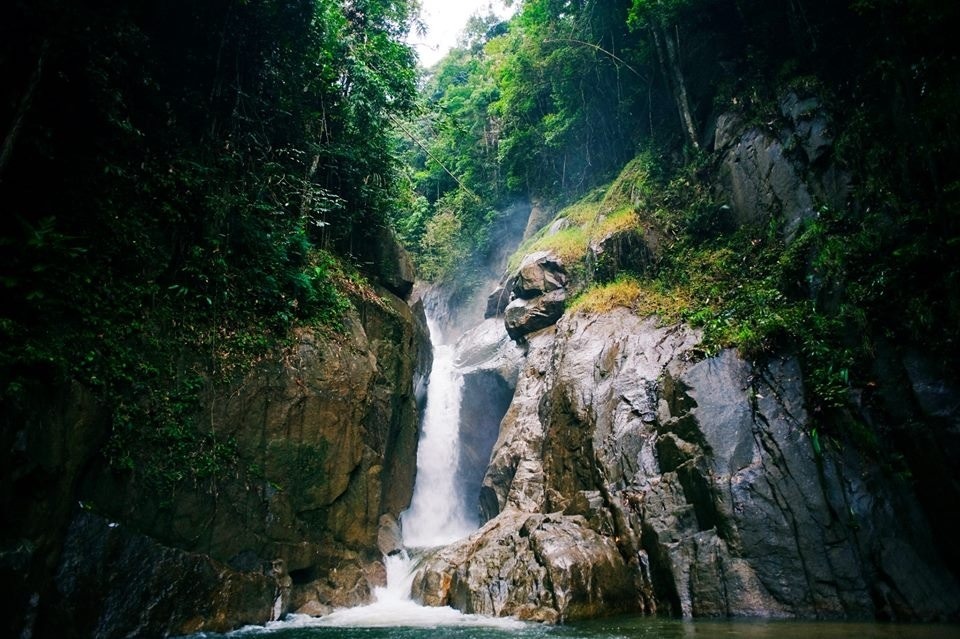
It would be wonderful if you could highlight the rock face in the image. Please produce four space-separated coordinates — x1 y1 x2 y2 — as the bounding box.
454 319 524 516
717 92 849 241
419 308 960 622
7 281 432 638
35 512 276 637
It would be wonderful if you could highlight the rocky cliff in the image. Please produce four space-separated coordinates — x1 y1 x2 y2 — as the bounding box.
3 249 432 637
413 307 960 622
408 97 960 623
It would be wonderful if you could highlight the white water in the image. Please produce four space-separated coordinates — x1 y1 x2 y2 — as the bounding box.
401 321 477 547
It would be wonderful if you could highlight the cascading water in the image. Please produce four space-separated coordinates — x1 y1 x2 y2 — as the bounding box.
401 319 477 547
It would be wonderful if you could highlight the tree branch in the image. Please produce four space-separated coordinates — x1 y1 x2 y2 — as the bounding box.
543 38 648 82
1 40 49 180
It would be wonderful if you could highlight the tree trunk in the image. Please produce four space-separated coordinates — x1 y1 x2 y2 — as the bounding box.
1 40 48 179
650 23 700 150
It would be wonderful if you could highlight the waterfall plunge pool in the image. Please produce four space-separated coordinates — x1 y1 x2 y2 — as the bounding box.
188 616 960 639
178 318 960 639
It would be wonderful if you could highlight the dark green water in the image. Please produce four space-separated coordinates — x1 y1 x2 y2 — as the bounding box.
191 615 960 639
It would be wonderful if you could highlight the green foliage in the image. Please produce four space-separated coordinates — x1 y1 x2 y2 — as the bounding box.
0 0 418 497
418 208 468 282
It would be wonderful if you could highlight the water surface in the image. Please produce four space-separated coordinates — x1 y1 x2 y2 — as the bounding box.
193 615 960 639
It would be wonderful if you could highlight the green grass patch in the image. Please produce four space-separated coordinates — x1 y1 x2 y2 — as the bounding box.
507 156 658 272
569 276 691 321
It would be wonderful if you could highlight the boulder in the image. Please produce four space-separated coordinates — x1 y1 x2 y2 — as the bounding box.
412 510 636 622
377 514 404 557
504 289 566 341
513 251 567 299
484 278 516 318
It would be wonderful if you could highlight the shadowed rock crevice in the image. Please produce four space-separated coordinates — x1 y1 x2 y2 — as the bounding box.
457 369 514 522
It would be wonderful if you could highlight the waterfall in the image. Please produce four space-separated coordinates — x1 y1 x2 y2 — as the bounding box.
264 316 526 631
401 319 476 547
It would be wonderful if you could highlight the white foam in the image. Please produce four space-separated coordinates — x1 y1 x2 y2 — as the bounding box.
401 320 477 547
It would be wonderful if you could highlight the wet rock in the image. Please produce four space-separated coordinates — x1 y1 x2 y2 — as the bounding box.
32 288 432 636
377 514 403 557
716 94 848 242
720 128 815 240
453 321 521 522
412 510 635 622
504 289 566 341
484 279 516 318
36 512 276 637
294 600 333 617
480 328 558 522
435 306 960 622
455 318 523 386
513 251 567 300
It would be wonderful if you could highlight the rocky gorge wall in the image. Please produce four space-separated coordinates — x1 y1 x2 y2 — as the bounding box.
3 240 432 638
414 303 960 624
409 96 960 623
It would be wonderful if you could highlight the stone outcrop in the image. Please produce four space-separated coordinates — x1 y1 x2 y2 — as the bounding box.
514 251 567 299
420 307 960 622
505 290 566 342
501 251 569 342
717 92 850 241
9 278 432 638
367 225 416 299
412 509 636 622
587 227 656 283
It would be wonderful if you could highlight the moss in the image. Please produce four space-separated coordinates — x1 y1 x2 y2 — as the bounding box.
569 276 691 322
517 226 590 267
507 157 656 272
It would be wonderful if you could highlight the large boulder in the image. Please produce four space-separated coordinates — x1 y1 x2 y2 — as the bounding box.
513 251 567 300
412 509 637 622
484 278 516 318
504 289 566 341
